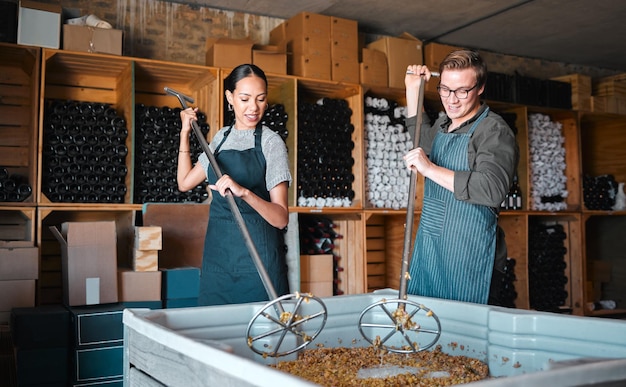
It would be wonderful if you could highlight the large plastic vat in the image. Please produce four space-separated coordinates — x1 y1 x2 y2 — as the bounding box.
123 290 626 386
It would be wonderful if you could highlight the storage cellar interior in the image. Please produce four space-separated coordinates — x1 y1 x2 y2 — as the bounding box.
1 1 626 386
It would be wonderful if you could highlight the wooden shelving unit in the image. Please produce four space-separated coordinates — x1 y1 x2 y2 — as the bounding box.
1 43 625 316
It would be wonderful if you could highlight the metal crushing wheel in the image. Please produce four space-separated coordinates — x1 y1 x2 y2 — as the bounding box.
246 292 327 357
165 87 327 357
358 71 442 353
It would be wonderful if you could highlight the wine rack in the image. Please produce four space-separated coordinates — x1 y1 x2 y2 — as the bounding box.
0 43 40 206
2 43 626 316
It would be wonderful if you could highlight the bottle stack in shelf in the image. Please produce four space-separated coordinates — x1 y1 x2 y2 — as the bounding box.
299 215 344 295
528 113 568 211
528 221 569 312
297 98 355 208
363 95 412 209
0 167 32 202
41 99 129 204
583 174 619 210
493 257 518 308
134 104 209 204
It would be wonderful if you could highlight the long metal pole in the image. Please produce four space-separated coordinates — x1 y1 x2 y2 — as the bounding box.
397 74 428 301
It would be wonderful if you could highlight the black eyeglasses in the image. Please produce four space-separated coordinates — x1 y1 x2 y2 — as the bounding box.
437 84 478 99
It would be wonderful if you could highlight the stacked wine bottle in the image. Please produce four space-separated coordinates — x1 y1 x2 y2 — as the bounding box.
299 215 344 295
297 98 355 208
492 257 518 308
0 167 32 202
583 174 618 210
134 104 209 203
364 95 412 209
41 99 129 203
528 222 569 311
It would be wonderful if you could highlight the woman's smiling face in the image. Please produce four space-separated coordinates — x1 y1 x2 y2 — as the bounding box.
226 75 268 130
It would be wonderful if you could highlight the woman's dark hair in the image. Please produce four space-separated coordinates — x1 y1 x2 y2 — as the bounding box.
224 64 268 92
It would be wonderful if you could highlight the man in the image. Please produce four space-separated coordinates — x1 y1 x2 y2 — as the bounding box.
404 50 519 304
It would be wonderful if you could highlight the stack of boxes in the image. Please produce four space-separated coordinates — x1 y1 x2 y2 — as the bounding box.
0 242 37 324
17 1 123 55
66 304 125 385
117 226 162 309
48 221 124 385
11 305 70 386
269 12 360 83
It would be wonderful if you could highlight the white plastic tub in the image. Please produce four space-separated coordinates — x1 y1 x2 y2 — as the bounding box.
123 290 626 386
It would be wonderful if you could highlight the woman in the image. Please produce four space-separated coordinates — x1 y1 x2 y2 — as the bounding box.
177 64 291 306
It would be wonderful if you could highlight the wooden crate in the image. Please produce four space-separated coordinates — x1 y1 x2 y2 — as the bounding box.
580 113 626 187
0 43 40 205
37 206 137 304
593 73 626 96
365 214 386 292
498 214 529 309
134 58 221 136
0 207 35 242
361 87 426 211
529 214 583 315
582 215 626 316
526 108 582 211
294 78 363 210
38 49 134 205
551 73 592 111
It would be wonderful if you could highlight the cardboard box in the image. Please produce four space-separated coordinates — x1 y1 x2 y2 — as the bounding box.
330 17 359 84
300 254 333 282
63 24 123 55
50 221 118 306
300 281 333 297
0 280 36 323
283 12 330 55
290 53 331 80
17 0 61 48
142 203 210 269
16 347 69 385
134 226 162 251
11 304 70 349
281 12 331 80
332 58 360 83
252 44 287 74
161 267 200 300
424 42 463 92
205 37 253 68
331 16 359 57
132 249 159 271
360 48 388 87
118 268 162 302
68 304 125 347
367 32 423 89
424 42 464 69
0 245 38 280
73 346 124 382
